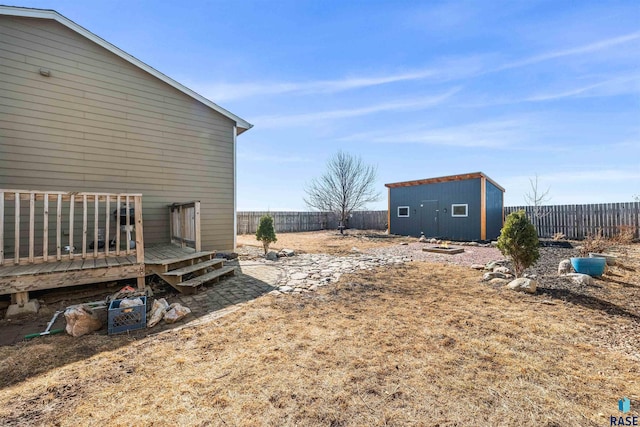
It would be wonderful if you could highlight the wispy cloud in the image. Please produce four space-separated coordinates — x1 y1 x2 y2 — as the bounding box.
197 69 438 102
340 117 535 148
524 75 640 102
252 89 460 128
494 31 640 72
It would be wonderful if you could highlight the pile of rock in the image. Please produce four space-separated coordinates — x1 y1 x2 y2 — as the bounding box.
477 259 537 294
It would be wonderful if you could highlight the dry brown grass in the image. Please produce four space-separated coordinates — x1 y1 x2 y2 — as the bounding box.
1 260 638 426
237 229 414 255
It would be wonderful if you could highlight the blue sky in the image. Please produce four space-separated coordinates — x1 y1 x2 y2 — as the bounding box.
19 1 640 210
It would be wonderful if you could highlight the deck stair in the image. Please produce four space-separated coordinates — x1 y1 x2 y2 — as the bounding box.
145 249 235 294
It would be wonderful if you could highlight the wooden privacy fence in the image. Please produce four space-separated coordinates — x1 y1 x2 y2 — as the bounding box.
237 211 388 234
505 202 640 240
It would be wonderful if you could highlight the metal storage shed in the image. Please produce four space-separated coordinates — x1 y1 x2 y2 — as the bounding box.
385 172 505 241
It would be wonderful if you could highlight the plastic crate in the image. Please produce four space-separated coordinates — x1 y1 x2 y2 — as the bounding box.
108 296 147 334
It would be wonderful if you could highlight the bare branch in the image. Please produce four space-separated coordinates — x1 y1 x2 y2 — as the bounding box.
524 173 551 219
304 151 380 232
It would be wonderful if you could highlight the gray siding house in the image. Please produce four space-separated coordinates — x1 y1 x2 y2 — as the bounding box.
385 172 505 241
0 6 252 251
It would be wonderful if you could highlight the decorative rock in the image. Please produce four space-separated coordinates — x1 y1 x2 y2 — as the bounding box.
265 251 278 261
471 264 485 270
399 242 408 246
506 278 537 294
493 266 511 274
467 242 479 247
483 271 509 281
485 260 508 270
418 235 428 243
489 278 510 286
279 249 295 257
558 259 572 275
429 238 438 244
278 285 293 293
290 272 308 280
351 247 360 253
564 273 593 286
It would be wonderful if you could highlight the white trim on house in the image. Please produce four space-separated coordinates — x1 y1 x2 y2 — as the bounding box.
451 204 468 217
397 206 410 218
233 125 238 250
0 5 253 134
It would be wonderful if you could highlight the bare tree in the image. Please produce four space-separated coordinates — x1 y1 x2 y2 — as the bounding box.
524 174 551 233
304 151 380 234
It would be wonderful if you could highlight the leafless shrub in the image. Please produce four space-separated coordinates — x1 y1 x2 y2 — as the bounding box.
579 229 610 256
613 225 636 244
552 232 566 241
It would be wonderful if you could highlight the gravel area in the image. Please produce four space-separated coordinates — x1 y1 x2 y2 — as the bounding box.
365 242 503 267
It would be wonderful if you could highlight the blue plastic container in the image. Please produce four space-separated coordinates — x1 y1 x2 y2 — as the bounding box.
570 257 606 277
108 296 147 334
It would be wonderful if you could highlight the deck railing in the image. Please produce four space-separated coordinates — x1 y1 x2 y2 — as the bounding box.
0 190 144 266
169 201 201 251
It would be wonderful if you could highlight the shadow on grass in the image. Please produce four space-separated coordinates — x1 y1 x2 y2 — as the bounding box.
538 286 640 320
0 261 277 389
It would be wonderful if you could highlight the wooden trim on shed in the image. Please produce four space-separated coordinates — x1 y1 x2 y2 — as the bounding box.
480 176 487 240
385 172 505 193
387 188 391 234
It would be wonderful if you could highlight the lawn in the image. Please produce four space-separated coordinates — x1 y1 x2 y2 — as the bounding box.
0 232 638 426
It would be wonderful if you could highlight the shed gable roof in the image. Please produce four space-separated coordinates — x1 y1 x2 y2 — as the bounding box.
0 5 253 134
385 172 505 192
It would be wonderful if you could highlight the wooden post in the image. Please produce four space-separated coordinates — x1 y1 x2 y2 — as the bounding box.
194 201 201 252
180 205 186 248
28 193 35 263
14 191 20 265
116 195 121 256
105 196 110 257
43 193 49 262
134 195 145 290
169 205 174 246
125 195 131 255
56 194 62 260
12 291 29 307
94 195 99 258
82 194 87 259
69 194 75 259
0 191 4 265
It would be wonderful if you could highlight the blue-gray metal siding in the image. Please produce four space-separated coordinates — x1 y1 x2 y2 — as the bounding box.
389 179 482 240
485 181 504 240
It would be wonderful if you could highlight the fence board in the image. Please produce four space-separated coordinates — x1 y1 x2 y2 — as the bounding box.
504 202 640 240
237 211 387 234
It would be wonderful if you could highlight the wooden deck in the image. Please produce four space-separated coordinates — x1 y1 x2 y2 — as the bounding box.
0 244 215 296
144 243 213 266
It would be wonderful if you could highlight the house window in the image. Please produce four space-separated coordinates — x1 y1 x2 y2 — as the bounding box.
451 204 468 217
397 206 410 217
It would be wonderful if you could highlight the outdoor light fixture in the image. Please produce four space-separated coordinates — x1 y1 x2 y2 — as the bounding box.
39 68 50 77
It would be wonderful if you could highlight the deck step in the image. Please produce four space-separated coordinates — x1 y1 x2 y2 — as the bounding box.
178 266 236 288
163 258 224 277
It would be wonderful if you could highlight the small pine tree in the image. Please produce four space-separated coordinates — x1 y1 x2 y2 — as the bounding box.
497 210 540 277
256 215 277 255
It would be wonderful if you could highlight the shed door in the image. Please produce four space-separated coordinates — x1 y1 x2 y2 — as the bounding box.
419 200 439 236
